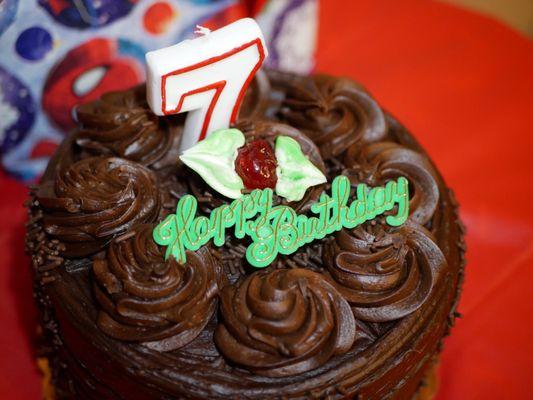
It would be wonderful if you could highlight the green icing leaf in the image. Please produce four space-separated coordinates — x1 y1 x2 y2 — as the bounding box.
275 136 327 202
179 128 245 199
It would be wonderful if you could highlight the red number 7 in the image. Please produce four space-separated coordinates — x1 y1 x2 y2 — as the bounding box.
147 22 267 152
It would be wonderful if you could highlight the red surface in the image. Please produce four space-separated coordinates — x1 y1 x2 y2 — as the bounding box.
1 0 532 398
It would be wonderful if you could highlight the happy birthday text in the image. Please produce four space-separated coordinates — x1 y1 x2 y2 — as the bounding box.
153 175 409 268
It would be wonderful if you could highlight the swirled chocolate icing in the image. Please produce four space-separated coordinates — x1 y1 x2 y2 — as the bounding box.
324 222 446 322
343 141 440 226
215 268 355 377
93 224 224 352
75 85 183 169
35 157 161 258
269 70 387 159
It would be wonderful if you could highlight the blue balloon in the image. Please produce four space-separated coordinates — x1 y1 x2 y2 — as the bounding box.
15 26 53 61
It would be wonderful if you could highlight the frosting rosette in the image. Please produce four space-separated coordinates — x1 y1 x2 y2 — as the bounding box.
269 70 387 159
215 268 355 377
343 141 440 226
36 157 161 258
75 85 182 169
323 223 446 322
93 224 224 352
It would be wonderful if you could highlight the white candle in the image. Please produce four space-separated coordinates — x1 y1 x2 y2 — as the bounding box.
146 18 268 152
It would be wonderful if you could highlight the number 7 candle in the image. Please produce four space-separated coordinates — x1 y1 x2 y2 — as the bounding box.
146 18 268 152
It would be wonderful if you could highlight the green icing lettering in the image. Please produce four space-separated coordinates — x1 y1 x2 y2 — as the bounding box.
386 176 409 226
153 175 410 268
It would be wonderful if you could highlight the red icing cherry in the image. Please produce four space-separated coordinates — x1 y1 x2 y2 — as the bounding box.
235 139 277 189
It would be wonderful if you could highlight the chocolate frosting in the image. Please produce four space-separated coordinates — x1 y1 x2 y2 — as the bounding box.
324 223 446 322
93 224 223 351
215 268 355 377
36 157 161 258
343 141 440 226
269 70 387 159
75 85 183 169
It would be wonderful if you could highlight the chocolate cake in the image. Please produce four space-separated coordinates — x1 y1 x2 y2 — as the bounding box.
26 69 465 399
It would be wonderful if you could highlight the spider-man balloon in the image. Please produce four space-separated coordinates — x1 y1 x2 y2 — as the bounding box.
42 38 145 131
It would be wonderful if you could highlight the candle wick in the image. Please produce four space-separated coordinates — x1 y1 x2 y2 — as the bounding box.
194 25 211 37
